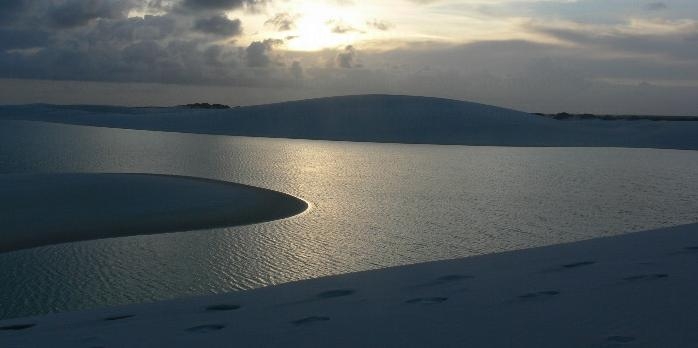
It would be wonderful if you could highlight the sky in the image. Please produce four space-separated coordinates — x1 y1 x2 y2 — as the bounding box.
0 0 697 114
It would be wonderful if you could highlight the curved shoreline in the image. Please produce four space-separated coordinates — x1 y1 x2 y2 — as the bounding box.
1 223 696 347
0 173 309 253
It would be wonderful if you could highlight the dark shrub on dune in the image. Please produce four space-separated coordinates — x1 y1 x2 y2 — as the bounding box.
180 103 231 109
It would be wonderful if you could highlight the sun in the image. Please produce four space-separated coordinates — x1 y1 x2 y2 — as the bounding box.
283 1 364 51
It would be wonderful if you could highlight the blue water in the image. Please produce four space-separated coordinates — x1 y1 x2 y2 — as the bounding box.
1 119 698 319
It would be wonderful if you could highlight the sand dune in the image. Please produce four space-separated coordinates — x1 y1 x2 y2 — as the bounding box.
2 95 698 150
1 223 696 347
0 173 308 253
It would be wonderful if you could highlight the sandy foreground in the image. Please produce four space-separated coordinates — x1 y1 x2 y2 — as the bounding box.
1 223 696 347
0 173 308 252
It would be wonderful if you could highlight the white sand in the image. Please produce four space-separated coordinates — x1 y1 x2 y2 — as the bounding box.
2 95 698 150
2 223 696 347
0 173 308 253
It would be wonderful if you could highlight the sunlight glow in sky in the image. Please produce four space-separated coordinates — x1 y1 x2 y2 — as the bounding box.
231 0 549 51
1 0 697 114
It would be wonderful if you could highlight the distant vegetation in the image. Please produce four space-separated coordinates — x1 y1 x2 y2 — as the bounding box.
534 112 698 121
180 103 231 109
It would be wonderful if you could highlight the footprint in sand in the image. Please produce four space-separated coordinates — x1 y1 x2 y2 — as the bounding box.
622 274 668 282
405 297 448 304
317 289 356 299
542 261 596 273
186 324 225 333
0 323 35 331
668 246 698 256
104 314 134 321
606 335 636 344
292 316 330 326
433 274 473 285
205 304 241 311
561 261 596 269
517 290 560 301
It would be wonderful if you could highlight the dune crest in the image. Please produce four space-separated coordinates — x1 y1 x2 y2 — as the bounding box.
2 95 698 150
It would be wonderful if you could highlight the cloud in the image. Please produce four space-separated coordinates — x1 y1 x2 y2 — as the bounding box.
203 44 234 66
487 0 687 26
83 14 181 45
265 13 297 31
245 38 282 67
0 0 697 115
326 20 361 34
366 19 393 31
530 20 698 61
193 14 242 36
335 45 358 68
0 0 24 13
290 60 303 79
0 0 28 24
179 0 263 11
2 37 698 114
0 27 247 85
48 0 137 28
0 29 50 50
121 40 165 65
645 2 668 11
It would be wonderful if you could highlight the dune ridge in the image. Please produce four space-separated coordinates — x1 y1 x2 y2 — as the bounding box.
2 95 698 150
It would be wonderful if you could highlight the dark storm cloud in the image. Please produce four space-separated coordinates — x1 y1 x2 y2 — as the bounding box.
48 0 137 28
193 15 242 36
0 0 261 85
0 29 50 50
0 0 32 24
0 11 250 85
179 0 263 11
0 0 25 12
245 39 282 67
0 37 247 84
87 14 180 43
2 35 698 114
202 44 237 67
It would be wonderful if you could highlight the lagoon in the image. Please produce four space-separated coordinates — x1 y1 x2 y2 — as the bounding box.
1 119 698 319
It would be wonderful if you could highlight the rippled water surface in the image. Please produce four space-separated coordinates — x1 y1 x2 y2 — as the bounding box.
1 120 698 319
